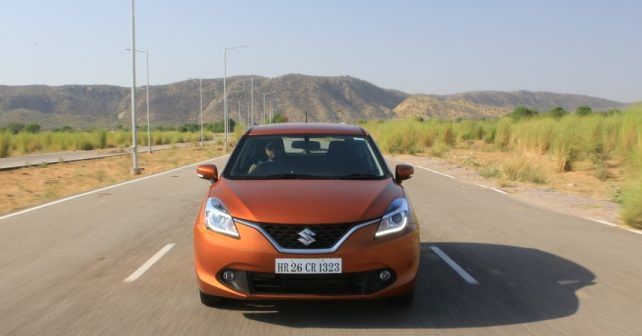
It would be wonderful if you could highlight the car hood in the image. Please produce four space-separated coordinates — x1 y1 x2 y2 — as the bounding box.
209 178 404 224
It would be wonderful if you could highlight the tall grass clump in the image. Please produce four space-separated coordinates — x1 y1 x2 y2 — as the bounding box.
501 154 548 184
494 118 512 150
619 104 642 227
621 173 642 228
0 128 207 156
363 119 424 154
0 131 10 158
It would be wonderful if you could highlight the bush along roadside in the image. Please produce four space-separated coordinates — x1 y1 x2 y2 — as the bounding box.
363 104 642 228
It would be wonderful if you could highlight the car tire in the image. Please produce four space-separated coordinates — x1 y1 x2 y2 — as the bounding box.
199 291 226 307
389 291 414 307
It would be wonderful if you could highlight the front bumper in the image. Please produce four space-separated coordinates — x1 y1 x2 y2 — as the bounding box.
194 212 420 300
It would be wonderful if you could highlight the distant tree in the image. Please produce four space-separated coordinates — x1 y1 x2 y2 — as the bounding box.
271 114 289 123
6 123 25 134
179 123 199 132
508 106 538 120
547 107 568 118
54 125 74 132
24 123 41 133
576 106 593 116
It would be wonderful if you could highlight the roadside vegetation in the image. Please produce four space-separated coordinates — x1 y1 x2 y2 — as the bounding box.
0 144 224 215
363 105 642 228
0 120 236 157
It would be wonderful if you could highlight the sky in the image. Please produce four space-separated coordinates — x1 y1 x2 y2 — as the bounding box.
1 0 641 102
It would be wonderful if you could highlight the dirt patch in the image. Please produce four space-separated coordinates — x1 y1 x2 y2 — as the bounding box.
390 142 623 227
0 144 224 215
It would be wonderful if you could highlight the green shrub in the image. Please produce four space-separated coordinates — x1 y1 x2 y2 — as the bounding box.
547 107 568 118
508 106 538 120
502 156 547 184
621 176 642 228
576 106 593 116
480 166 502 178
0 132 10 157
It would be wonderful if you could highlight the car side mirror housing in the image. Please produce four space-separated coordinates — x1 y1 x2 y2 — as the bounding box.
197 164 218 183
395 164 414 183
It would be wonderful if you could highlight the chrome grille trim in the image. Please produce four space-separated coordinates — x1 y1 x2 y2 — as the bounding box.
234 218 380 254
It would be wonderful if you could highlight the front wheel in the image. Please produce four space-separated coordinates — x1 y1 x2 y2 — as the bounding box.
199 291 226 307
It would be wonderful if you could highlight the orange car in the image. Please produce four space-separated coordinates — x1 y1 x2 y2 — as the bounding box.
194 123 419 307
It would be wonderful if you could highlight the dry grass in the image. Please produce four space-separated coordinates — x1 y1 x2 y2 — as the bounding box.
0 144 224 215
364 108 642 227
443 142 623 201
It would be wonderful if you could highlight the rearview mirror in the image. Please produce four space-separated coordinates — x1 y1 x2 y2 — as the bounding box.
292 140 321 151
197 164 218 183
395 164 414 183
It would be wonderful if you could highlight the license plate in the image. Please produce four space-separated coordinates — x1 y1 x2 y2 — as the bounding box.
275 258 342 274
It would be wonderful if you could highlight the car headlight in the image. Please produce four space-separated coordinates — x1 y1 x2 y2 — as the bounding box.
204 197 239 238
375 198 409 237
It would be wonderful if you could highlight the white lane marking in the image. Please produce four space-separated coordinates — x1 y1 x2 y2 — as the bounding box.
474 183 509 195
0 154 230 221
587 218 618 228
124 243 175 283
587 218 642 235
429 246 479 285
414 165 455 179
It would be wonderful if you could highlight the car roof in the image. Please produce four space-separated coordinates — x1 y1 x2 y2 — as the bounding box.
246 123 367 136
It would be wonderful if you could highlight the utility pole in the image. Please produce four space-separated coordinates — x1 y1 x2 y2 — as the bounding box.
269 100 273 124
250 75 254 127
262 93 266 125
199 78 203 147
144 50 151 153
125 47 151 154
223 45 248 152
129 0 141 175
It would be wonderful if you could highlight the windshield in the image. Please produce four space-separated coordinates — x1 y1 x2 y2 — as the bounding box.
225 135 387 180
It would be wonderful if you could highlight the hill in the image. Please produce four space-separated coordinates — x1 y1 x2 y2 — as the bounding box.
394 91 627 119
0 75 407 128
0 76 629 127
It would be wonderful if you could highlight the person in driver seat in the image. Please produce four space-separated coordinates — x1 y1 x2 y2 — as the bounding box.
248 139 285 174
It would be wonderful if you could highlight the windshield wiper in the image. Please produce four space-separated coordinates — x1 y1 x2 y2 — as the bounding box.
335 173 381 180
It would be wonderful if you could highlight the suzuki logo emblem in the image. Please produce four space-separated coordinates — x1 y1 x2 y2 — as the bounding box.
297 228 317 246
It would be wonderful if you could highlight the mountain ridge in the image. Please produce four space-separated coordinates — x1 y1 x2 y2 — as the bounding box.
0 75 629 128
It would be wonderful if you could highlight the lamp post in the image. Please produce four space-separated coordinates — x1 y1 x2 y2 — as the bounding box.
126 48 152 153
223 45 248 152
129 0 141 174
250 75 254 127
199 79 204 146
262 93 266 125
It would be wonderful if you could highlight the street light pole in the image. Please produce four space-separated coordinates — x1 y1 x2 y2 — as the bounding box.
262 93 266 125
125 48 152 154
223 45 248 153
269 100 273 124
238 101 242 128
145 50 151 153
199 78 203 147
129 0 140 175
250 75 254 127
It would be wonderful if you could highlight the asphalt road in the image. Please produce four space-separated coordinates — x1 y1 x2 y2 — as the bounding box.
1 156 641 335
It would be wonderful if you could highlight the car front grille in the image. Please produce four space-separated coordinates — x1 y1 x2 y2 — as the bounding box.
256 223 355 249
246 270 395 295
